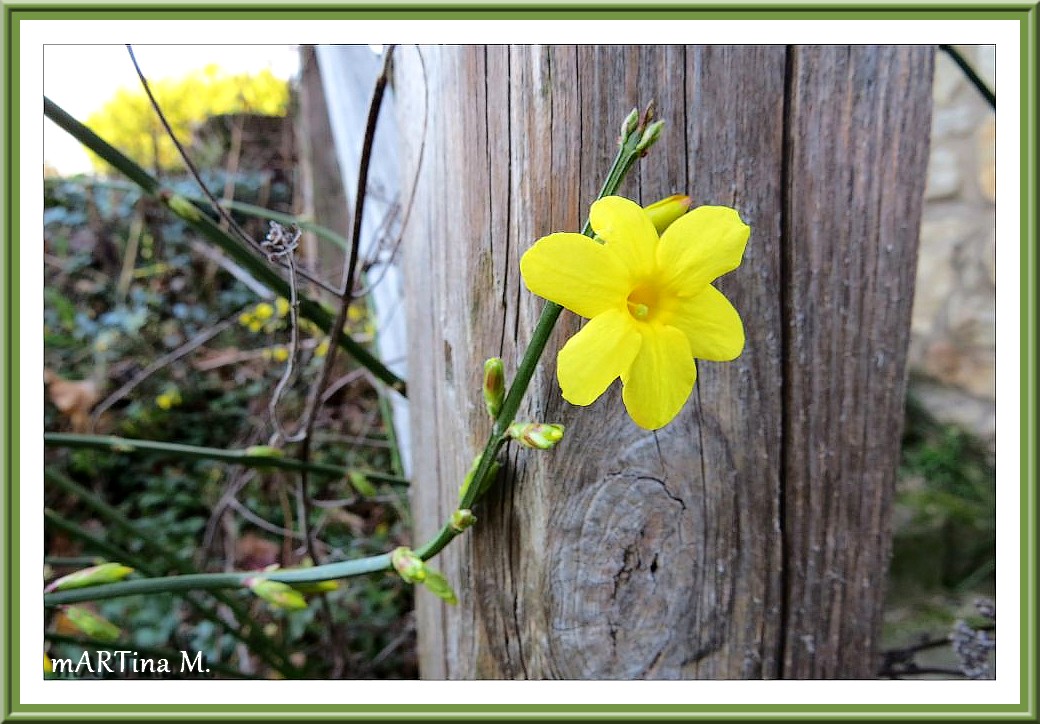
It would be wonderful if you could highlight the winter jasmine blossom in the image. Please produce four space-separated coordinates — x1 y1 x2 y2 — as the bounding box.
520 195 749 430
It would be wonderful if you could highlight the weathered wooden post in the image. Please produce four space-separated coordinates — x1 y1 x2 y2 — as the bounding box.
396 45 933 679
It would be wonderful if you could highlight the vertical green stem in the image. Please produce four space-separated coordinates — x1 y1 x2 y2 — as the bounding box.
417 126 647 560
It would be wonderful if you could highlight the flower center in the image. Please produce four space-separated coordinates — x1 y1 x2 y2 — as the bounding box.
626 284 660 322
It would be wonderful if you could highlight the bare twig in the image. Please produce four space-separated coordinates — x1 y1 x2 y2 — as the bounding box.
939 45 996 109
90 311 241 427
228 497 306 541
125 45 339 297
353 44 429 300
261 222 309 445
189 241 274 299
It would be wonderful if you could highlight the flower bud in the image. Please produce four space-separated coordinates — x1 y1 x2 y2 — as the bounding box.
391 547 427 583
166 194 200 222
45 562 134 593
245 445 283 458
619 106 640 142
644 194 693 234
289 579 340 595
482 358 506 419
507 422 565 450
450 509 477 533
246 578 308 610
635 120 665 154
422 570 458 605
458 454 483 500
476 460 502 499
64 606 121 642
348 470 376 498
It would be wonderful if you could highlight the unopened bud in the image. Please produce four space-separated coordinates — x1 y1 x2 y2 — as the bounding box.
166 194 201 222
64 606 121 642
644 194 693 234
245 445 283 458
476 460 502 499
507 422 565 450
635 120 665 154
45 562 134 593
450 509 477 533
482 358 506 419
391 547 427 583
458 454 483 500
348 470 376 498
422 570 458 605
246 578 308 611
289 579 340 595
619 106 640 142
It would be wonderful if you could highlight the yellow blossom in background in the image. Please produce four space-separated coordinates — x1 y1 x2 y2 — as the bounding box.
85 65 289 172
520 195 748 430
155 388 182 410
346 304 366 323
315 339 330 358
275 297 291 318
254 302 274 320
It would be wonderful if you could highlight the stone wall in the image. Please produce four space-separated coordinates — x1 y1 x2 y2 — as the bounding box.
910 46 996 441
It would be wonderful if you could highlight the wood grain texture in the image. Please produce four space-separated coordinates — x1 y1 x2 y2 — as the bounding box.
395 45 933 679
781 45 934 678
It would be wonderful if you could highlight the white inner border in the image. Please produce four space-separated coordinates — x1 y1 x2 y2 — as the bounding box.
20 19 1024 709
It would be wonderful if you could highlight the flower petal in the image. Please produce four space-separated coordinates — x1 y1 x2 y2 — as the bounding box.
656 205 750 292
621 324 697 430
557 308 642 407
520 232 630 319
590 196 658 279
666 284 745 361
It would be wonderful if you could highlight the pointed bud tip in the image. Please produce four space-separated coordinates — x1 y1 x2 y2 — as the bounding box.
482 358 506 419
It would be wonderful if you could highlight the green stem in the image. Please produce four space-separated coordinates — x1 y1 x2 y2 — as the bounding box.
44 433 409 486
416 127 646 560
47 177 352 251
45 556 106 567
40 115 652 603
44 554 392 606
43 96 406 395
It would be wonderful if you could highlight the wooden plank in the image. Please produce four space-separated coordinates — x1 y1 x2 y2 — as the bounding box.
781 45 934 678
396 44 933 679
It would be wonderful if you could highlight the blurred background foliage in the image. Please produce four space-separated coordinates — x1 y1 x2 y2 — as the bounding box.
881 394 996 676
44 64 416 678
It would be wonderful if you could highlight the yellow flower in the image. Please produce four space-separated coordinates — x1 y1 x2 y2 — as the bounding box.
520 196 748 430
254 302 275 320
275 297 291 318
